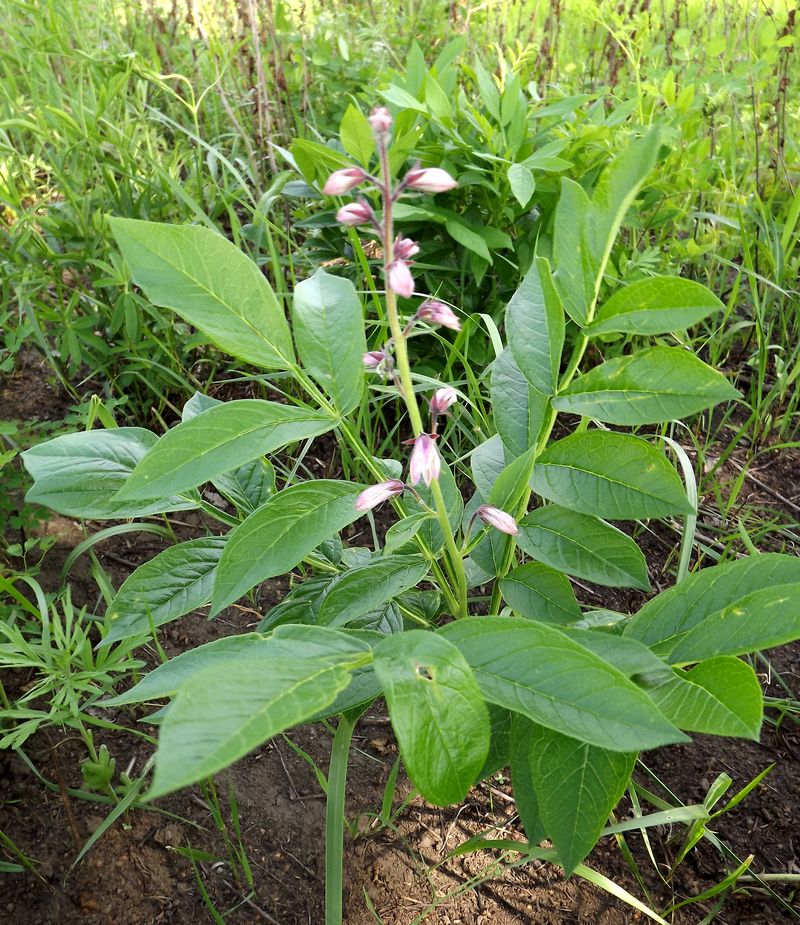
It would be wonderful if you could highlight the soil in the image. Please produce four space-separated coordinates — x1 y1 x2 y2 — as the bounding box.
1 364 799 924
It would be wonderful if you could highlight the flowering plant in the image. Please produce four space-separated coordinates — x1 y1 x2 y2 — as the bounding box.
22 106 800 921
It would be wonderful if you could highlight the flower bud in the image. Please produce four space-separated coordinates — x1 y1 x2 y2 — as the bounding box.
355 479 405 512
322 167 367 196
408 434 441 487
336 201 374 226
405 167 457 194
429 387 458 413
394 236 420 260
417 300 461 331
362 350 386 369
387 259 414 298
476 505 519 535
368 107 393 136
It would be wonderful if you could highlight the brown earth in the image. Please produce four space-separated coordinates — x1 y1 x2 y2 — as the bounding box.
1 363 799 924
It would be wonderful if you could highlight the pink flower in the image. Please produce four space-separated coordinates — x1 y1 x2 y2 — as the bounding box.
409 434 441 487
476 505 519 536
322 167 367 196
429 387 458 413
387 259 414 298
363 350 386 369
394 236 420 260
336 202 374 226
405 167 457 194
369 107 393 136
417 300 461 331
355 479 405 512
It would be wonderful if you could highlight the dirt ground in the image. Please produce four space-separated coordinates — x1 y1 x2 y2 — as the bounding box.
1 354 799 924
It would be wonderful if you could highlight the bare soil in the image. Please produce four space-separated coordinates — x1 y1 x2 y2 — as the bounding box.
1 363 799 924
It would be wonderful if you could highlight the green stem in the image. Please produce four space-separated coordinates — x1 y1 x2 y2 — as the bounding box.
325 713 356 925
431 478 468 617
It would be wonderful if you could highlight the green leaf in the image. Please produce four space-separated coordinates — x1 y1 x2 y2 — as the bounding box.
338 104 376 166
374 631 490 805
471 435 506 500
552 178 593 324
508 163 535 208
623 553 800 654
518 505 650 590
382 512 433 556
103 537 227 644
109 218 293 369
117 400 334 500
510 716 546 844
105 626 369 707
22 429 199 519
552 347 740 425
531 726 636 874
181 392 275 513
475 705 514 782
212 481 365 614
650 657 763 739
316 555 429 627
669 583 800 665
560 629 672 682
500 561 582 624
445 218 492 262
531 431 693 520
293 269 367 414
506 257 565 395
149 654 362 798
588 277 724 336
440 618 685 751
491 349 549 459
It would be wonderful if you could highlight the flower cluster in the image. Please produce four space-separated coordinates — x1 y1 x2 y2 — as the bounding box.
323 106 519 596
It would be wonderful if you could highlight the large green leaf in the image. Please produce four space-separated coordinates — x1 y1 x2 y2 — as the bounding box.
552 178 593 324
552 347 739 425
669 583 800 665
491 348 549 458
531 726 636 874
182 392 275 513
292 269 366 414
471 435 506 500
588 277 724 336
22 429 199 519
104 536 227 645
518 505 650 590
531 431 692 520
439 618 686 751
510 717 546 844
109 218 293 369
506 257 565 395
650 657 763 739
104 626 369 707
374 631 490 805
316 555 429 627
117 400 333 500
500 561 582 625
622 554 800 653
212 481 365 614
149 653 364 797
